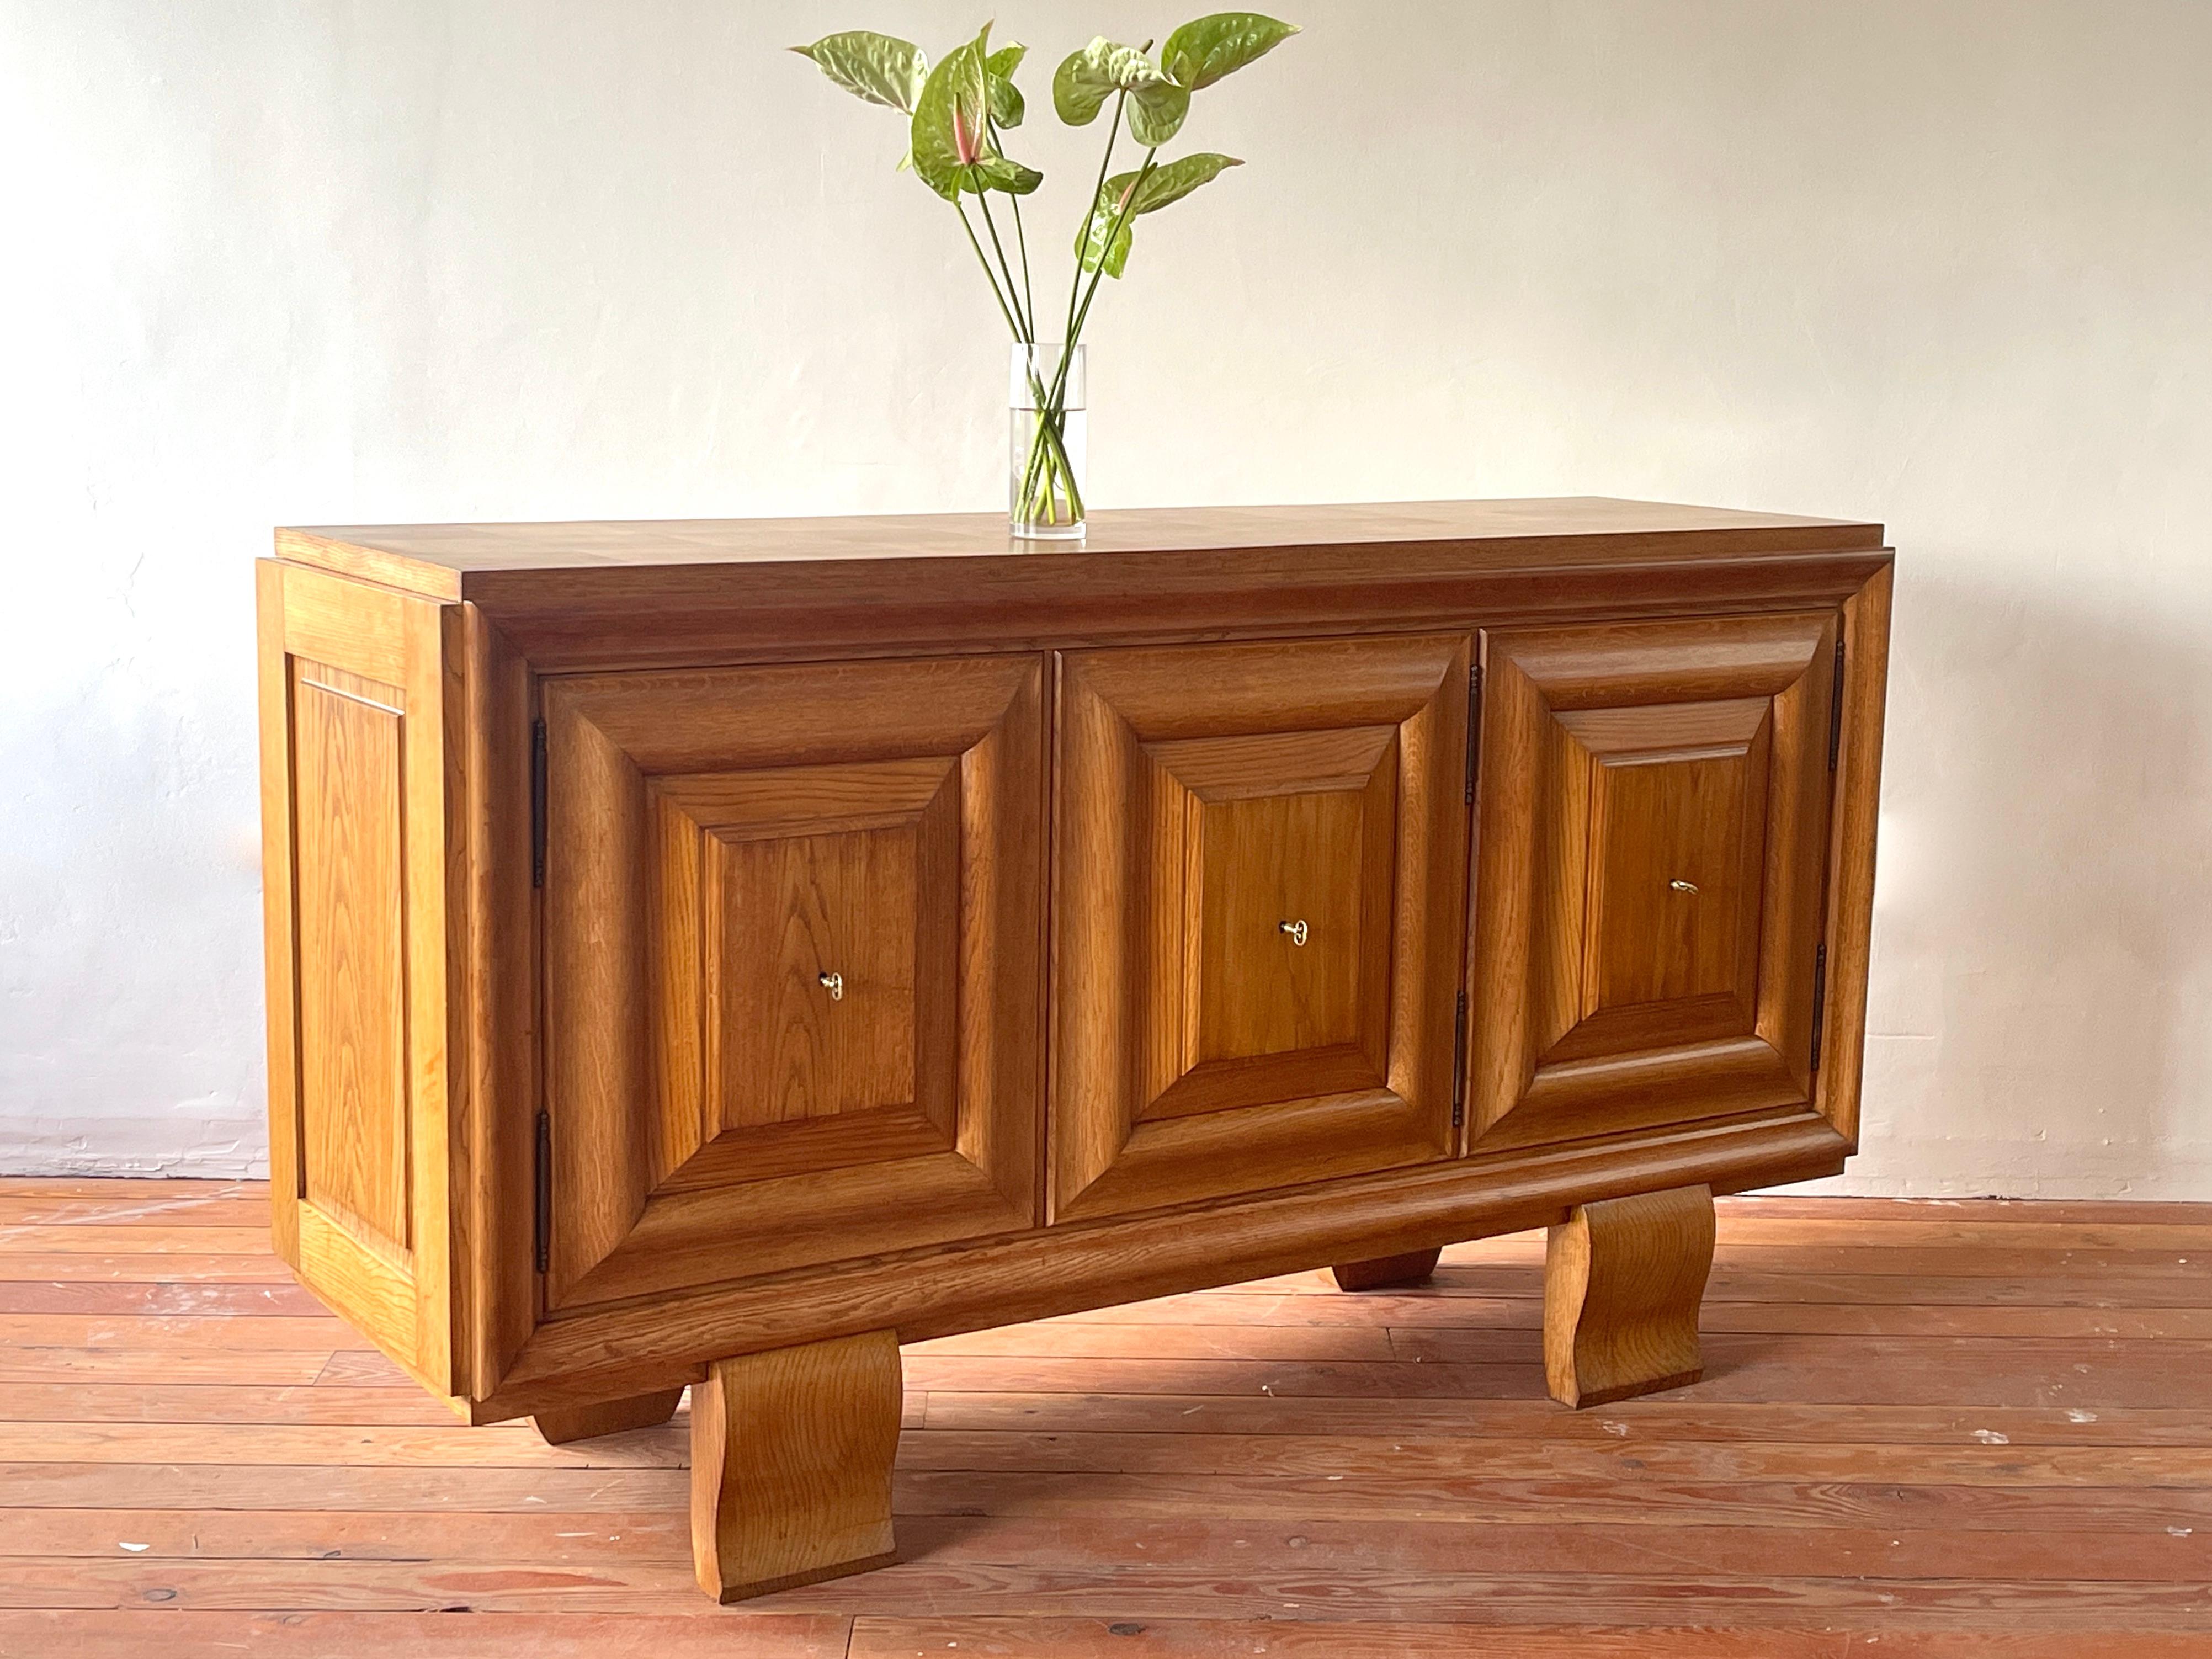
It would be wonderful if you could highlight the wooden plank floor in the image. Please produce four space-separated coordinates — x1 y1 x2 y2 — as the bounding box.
1 1182 2208 1656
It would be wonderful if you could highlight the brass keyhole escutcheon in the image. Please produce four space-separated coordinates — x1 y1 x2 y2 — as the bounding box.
1279 919 1309 947
1669 879 1699 894
819 970 844 1001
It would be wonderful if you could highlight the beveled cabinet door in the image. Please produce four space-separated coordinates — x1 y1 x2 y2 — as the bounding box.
541 655 1045 1312
1467 613 1841 1153
1053 636 1471 1221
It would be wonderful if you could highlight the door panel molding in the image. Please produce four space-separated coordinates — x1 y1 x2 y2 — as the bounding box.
541 653 1046 1312
1468 612 1839 1156
1052 635 1471 1221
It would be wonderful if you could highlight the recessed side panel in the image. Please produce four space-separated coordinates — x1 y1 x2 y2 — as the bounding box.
290 662 413 1259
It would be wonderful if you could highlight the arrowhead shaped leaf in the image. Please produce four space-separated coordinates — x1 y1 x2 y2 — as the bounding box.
1054 36 1168 126
974 154 1043 195
986 42 1027 127
1129 151 1245 214
791 31 929 113
910 25 994 200
1078 216 1135 278
1160 13 1300 89
1075 152 1243 276
1127 81 1190 146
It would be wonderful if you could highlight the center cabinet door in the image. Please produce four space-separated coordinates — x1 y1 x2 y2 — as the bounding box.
1053 635 1472 1221
540 655 1045 1314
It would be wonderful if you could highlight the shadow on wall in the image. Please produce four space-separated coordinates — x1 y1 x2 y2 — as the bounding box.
1853 561 2212 1197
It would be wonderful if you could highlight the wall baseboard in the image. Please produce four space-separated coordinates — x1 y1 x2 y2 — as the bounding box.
0 1119 268 1182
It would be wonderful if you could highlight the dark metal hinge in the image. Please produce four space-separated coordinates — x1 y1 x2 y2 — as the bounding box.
1827 638 1846 773
530 719 549 889
533 1109 552 1274
1809 943 1829 1072
1450 988 1469 1129
1464 664 1484 805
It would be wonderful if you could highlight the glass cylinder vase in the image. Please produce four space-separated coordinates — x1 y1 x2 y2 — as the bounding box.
1009 343 1087 540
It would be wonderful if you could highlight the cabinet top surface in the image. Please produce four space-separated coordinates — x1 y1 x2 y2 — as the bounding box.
278 498 1886 602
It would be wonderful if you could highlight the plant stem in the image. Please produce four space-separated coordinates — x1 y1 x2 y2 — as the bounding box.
1009 193 1036 341
1015 402 1084 528
1065 88 1130 344
974 190 1031 341
984 115 1039 340
952 194 1024 342
1016 99 1142 522
1020 140 1158 516
958 190 1077 530
1017 84 1153 534
1067 148 1157 353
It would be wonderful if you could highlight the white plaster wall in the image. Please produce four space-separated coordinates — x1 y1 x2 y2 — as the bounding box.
2 1 2206 1194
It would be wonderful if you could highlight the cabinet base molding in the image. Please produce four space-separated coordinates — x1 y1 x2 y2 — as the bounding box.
1331 1247 1443 1293
689 1330 903 1603
1544 1184 1716 1409
467 1114 1848 1424
531 1388 684 1446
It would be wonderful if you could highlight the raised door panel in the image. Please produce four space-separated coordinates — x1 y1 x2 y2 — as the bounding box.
543 655 1044 1312
1468 612 1839 1153
1054 635 1470 1221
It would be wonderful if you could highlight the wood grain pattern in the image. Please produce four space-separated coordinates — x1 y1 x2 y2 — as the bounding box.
286 499 1884 581
274 501 1886 672
455 607 539 1396
533 1389 684 1447
690 1331 902 1602
1052 636 1469 1221
1818 560 1895 1143
289 660 411 1258
540 655 1044 1313
1331 1248 1444 1293
4 1182 2210 1652
478 1113 1846 1419
1469 613 1841 1154
687 758 952 1129
257 562 458 1397
254 563 303 1273
1545 1184 1718 1408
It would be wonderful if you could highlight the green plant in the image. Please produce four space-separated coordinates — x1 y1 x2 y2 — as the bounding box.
793 13 1299 529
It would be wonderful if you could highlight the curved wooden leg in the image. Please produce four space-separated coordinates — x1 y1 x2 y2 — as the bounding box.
1545 1183 1715 1408
1330 1246 1443 1293
533 1388 684 1446
691 1328 902 1603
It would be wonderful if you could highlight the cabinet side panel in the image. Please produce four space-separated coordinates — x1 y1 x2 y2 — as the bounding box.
256 562 302 1268
291 662 412 1255
1818 559 1895 1145
264 560 458 1397
459 609 539 1392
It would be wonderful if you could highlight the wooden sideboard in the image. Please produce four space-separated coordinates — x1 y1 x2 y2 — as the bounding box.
257 498 1894 1601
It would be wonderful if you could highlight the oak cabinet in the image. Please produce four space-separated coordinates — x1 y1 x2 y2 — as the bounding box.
259 499 1894 1600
